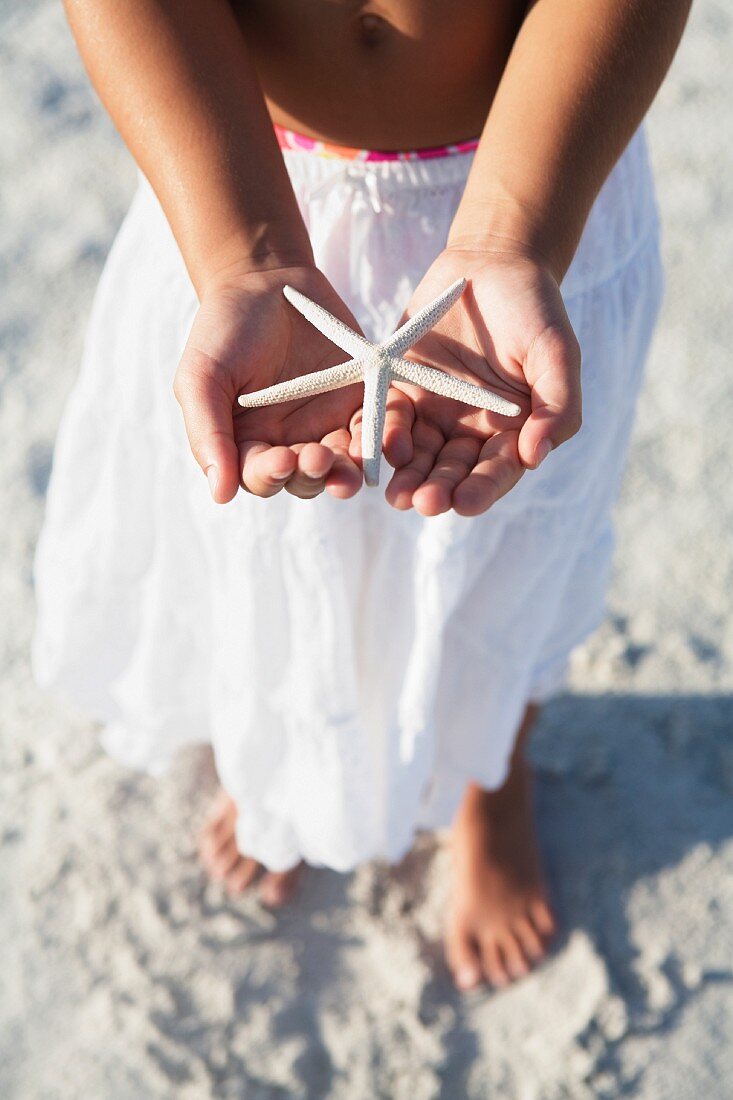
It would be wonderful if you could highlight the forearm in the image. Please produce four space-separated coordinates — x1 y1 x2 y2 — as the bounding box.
449 0 691 280
64 0 312 295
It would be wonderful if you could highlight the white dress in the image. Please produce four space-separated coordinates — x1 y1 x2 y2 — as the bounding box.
32 127 664 872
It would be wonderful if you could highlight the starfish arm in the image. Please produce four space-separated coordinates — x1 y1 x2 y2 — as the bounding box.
380 278 467 357
238 359 364 408
390 357 522 417
360 365 391 487
283 285 373 359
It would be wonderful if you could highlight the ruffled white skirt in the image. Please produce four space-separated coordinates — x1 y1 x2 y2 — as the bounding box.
32 128 664 871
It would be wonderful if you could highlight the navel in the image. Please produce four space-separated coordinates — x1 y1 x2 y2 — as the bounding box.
356 11 393 48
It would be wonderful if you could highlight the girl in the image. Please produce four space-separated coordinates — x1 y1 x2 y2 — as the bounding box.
33 0 689 992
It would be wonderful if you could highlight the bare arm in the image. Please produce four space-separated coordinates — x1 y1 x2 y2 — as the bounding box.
384 0 691 515
64 0 370 506
449 0 692 279
64 0 312 295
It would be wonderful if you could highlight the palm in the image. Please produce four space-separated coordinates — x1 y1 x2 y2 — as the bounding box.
175 266 366 502
384 249 581 516
229 288 363 447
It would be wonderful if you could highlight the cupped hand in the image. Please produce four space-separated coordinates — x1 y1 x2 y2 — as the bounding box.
383 247 582 517
174 264 366 503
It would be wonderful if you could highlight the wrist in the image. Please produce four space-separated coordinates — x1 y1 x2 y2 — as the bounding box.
194 228 315 300
448 196 575 283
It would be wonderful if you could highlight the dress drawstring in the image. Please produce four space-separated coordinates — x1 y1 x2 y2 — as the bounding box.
303 164 396 215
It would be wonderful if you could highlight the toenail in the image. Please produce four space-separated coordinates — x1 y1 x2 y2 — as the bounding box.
455 966 481 990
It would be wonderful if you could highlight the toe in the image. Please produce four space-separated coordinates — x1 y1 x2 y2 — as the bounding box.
198 828 230 870
531 898 557 940
445 920 483 991
211 836 241 880
201 814 229 844
516 915 546 963
198 792 236 848
258 864 304 908
479 936 510 989
498 934 531 982
210 788 236 818
225 857 260 895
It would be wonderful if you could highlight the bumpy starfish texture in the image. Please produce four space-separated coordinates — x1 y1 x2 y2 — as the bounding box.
238 278 521 487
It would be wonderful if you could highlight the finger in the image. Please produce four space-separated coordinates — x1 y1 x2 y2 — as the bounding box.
347 390 410 478
384 419 444 511
451 431 524 517
173 354 240 503
284 441 335 499
240 440 298 497
321 428 363 499
382 387 415 469
518 322 582 469
411 436 482 518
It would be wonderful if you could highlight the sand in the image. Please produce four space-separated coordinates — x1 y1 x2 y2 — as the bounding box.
1 2 732 1097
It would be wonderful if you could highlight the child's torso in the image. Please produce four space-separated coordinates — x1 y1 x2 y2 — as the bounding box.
231 0 527 149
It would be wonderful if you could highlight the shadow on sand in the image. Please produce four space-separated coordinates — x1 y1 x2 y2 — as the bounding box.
151 692 732 1097
422 691 733 1097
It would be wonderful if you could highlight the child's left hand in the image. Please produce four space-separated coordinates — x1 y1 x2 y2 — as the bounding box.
383 247 582 516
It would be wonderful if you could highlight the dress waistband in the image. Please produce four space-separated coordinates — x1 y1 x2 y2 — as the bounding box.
273 122 480 163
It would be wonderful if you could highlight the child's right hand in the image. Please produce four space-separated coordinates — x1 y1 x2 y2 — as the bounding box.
174 265 367 503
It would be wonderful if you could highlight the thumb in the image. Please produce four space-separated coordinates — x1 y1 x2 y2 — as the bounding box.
517 322 582 470
173 350 241 503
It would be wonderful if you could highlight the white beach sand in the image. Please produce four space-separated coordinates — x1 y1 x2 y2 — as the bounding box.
1 2 732 1097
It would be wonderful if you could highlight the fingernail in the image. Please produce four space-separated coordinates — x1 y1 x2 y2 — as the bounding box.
534 439 553 468
206 465 219 496
456 966 481 991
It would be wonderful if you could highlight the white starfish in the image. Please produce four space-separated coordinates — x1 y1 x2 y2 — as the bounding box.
237 277 521 487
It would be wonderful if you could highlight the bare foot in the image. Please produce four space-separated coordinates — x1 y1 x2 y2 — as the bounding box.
445 706 556 991
198 788 304 907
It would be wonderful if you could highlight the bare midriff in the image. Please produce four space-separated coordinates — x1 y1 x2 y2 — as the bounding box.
231 0 527 150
